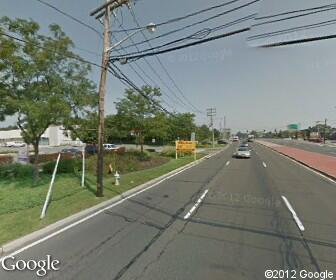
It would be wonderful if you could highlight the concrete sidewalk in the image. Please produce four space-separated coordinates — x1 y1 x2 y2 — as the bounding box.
257 140 336 179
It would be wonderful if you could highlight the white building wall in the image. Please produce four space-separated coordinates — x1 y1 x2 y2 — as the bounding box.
0 126 82 146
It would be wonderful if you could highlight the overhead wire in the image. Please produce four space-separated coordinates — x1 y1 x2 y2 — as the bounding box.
0 31 103 70
98 16 180 113
108 64 175 116
33 0 177 113
128 5 204 114
254 3 336 20
110 13 256 59
110 28 250 62
34 0 103 39
112 0 243 33
114 0 260 52
248 18 336 41
252 5 336 27
113 17 193 112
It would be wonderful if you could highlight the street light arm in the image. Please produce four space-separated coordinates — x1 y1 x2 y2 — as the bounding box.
105 29 142 52
105 22 156 52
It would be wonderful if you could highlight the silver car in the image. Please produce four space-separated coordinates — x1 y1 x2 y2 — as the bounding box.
234 147 251 158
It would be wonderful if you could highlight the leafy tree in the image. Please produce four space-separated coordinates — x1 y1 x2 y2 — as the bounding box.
66 112 98 144
168 113 196 141
196 124 211 142
114 86 161 152
146 112 170 145
0 17 97 181
105 114 129 144
214 128 220 139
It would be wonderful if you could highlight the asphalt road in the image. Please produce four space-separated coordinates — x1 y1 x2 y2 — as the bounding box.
1 143 335 279
263 138 336 157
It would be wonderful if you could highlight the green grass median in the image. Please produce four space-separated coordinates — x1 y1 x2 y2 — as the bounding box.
0 154 204 246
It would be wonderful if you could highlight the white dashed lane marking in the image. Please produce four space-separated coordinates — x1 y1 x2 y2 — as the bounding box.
184 189 209 220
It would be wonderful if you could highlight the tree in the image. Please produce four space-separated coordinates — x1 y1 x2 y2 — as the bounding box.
146 112 170 145
168 113 196 141
196 124 211 142
115 86 161 152
105 114 129 144
66 112 98 144
0 17 97 181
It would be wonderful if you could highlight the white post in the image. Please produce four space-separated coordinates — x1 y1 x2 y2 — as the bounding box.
81 144 85 187
40 153 61 219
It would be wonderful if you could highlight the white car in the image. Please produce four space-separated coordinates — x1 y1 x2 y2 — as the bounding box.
5 141 25 147
234 147 251 158
103 144 118 151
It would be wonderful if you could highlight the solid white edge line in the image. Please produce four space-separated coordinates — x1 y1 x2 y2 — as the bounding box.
281 196 305 232
183 189 209 220
0 150 224 261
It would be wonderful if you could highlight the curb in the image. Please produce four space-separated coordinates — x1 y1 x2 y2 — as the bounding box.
256 141 336 182
0 147 228 257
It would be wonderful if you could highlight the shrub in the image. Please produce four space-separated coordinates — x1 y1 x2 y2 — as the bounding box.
42 159 80 174
0 163 34 178
160 147 176 158
0 155 14 165
126 150 150 161
29 152 73 164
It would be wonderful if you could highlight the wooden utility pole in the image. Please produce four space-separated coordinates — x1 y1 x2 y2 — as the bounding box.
97 5 110 197
206 108 216 148
90 0 129 197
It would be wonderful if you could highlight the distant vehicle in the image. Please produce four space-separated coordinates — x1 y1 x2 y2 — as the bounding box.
233 146 251 158
61 148 81 155
5 141 25 147
307 132 322 143
232 136 239 142
240 143 249 148
218 139 229 144
247 135 255 142
103 144 118 151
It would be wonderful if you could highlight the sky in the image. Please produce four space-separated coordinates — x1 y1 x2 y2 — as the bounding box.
1 0 336 132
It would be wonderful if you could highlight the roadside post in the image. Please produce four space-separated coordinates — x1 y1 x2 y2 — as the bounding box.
81 144 85 187
40 153 61 219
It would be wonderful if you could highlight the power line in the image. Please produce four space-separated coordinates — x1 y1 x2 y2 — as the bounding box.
110 14 255 59
108 64 174 116
260 33 336 47
112 0 243 33
113 17 193 112
254 3 336 20
126 63 178 112
110 28 250 62
101 11 182 112
34 0 103 39
248 18 336 41
252 6 336 27
114 0 260 52
128 6 204 114
0 31 103 69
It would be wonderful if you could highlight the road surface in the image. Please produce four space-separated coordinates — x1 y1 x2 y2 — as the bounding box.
263 138 336 157
1 143 335 279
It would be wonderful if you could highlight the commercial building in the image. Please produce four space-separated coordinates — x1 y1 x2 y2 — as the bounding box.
0 126 82 146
